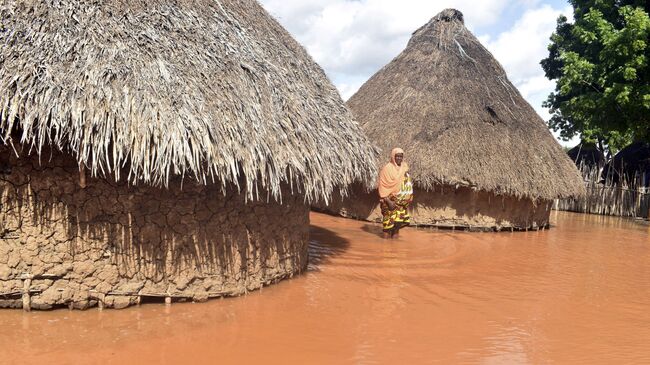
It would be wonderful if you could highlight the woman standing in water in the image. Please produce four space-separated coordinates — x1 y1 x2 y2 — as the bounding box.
378 148 414 239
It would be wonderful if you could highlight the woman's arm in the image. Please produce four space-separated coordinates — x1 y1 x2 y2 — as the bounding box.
381 196 397 210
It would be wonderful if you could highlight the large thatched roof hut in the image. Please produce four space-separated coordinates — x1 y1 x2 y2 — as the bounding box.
319 9 584 230
0 0 375 310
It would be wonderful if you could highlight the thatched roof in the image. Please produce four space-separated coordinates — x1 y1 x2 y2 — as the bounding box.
567 142 606 168
0 0 376 202
602 142 650 186
347 9 585 200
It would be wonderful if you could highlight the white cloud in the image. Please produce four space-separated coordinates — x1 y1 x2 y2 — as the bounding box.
261 0 511 76
482 5 572 83
517 75 555 121
337 79 366 100
480 4 577 146
259 0 577 145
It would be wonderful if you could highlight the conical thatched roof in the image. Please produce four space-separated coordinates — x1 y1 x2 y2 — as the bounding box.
0 0 376 202
602 142 650 186
348 9 584 200
567 142 605 168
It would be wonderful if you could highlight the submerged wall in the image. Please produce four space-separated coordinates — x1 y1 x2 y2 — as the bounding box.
317 183 552 231
0 149 309 310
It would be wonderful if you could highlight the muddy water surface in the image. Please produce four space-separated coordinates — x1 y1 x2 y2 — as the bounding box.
2 211 650 364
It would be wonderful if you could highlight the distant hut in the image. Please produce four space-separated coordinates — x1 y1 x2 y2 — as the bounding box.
0 0 375 310
567 142 606 169
319 9 584 231
602 142 650 187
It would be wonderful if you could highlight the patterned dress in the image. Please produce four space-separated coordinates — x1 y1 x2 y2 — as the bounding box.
380 174 413 233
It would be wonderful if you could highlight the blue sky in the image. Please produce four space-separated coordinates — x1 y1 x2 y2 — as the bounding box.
259 0 580 146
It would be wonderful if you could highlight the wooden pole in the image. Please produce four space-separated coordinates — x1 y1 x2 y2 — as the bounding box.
22 278 31 312
79 165 86 189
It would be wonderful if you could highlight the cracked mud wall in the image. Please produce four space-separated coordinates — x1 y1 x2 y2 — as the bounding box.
0 148 309 310
316 183 552 231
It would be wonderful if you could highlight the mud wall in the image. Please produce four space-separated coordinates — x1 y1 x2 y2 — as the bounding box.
0 149 309 310
316 183 552 231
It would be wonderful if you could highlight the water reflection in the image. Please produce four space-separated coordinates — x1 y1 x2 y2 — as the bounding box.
1 211 649 364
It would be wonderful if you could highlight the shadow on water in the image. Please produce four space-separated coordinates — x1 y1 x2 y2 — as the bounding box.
361 223 384 238
308 225 350 266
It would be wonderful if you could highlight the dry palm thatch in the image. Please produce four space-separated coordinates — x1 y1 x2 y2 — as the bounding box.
602 142 650 187
0 0 376 202
567 142 605 168
348 9 585 201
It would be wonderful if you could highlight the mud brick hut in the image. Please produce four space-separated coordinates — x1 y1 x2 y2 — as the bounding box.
0 0 375 310
319 9 584 231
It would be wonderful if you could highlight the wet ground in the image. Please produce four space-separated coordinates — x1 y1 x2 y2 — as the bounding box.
1 211 649 364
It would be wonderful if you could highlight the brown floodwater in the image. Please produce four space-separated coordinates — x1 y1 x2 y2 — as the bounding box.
1 211 649 364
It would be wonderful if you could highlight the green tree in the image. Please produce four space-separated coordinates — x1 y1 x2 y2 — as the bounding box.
542 0 650 152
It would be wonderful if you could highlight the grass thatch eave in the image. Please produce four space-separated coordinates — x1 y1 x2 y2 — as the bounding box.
348 9 585 201
567 142 606 168
601 142 650 186
0 0 377 203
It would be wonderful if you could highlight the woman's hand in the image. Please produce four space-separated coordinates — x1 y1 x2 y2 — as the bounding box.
385 198 397 210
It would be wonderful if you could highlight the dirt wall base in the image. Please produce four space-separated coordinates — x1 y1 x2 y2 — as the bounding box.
316 183 552 231
0 150 309 310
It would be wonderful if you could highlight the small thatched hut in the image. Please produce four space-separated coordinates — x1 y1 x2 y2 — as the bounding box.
0 0 375 310
568 142 606 169
601 142 650 187
319 9 584 231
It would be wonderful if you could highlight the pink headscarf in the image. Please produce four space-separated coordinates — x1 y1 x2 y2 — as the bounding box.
378 148 409 198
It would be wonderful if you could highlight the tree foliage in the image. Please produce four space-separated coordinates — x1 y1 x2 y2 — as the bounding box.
542 0 650 152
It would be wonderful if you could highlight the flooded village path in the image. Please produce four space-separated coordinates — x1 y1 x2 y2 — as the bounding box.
1 211 649 364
